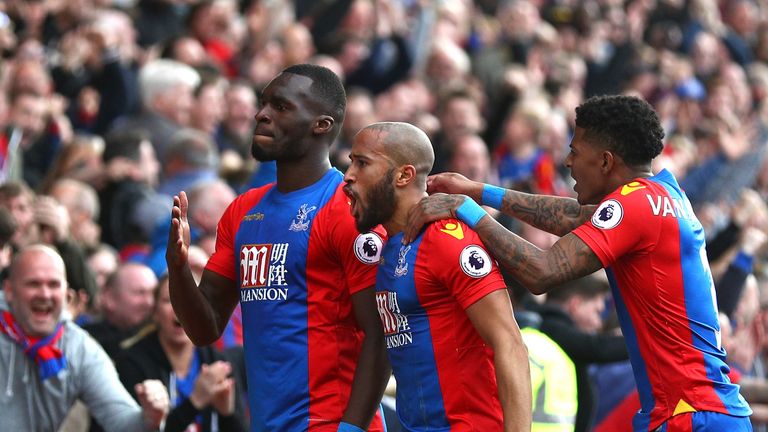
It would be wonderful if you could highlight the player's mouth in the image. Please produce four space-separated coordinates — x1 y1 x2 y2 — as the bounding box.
343 186 361 219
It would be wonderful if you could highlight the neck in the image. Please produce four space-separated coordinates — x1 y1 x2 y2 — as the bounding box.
274 154 332 193
159 336 195 376
383 191 428 236
607 164 655 194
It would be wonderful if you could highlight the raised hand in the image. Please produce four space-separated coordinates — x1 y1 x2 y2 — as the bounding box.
167 192 192 268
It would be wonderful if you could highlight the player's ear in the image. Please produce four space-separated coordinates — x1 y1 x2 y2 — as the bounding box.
313 115 334 135
397 165 417 186
601 150 615 174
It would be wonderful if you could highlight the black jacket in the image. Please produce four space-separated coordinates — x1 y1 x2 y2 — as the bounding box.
115 331 248 432
535 303 629 432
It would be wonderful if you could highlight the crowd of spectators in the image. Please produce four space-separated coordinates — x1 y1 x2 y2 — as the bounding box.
0 0 767 430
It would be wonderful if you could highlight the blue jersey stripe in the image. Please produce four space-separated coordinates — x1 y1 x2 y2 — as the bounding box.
377 233 450 430
606 268 654 432
654 175 745 415
234 170 339 431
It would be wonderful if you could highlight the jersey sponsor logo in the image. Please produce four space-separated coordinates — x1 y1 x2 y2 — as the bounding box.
354 232 383 264
240 243 289 302
591 199 623 229
289 203 317 232
459 245 492 278
620 181 646 196
440 221 465 240
242 212 264 222
376 291 413 348
394 245 411 277
646 194 692 220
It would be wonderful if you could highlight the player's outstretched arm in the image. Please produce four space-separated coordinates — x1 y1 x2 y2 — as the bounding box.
425 172 596 237
408 197 602 294
339 287 391 430
166 192 238 346
466 289 532 432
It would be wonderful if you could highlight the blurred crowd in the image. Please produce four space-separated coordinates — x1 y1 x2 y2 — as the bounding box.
0 0 767 430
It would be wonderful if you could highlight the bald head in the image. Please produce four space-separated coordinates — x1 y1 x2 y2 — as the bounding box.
359 122 435 181
10 244 67 281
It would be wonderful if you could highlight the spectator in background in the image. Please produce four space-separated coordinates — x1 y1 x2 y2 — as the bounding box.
110 59 200 163
86 243 119 310
117 275 248 432
158 128 219 198
493 97 560 195
215 80 257 184
331 87 378 172
82 262 157 359
0 244 169 431
0 206 16 286
447 133 497 185
47 178 102 253
145 179 236 277
98 129 163 253
534 273 629 432
189 71 227 137
38 134 106 193
0 181 36 248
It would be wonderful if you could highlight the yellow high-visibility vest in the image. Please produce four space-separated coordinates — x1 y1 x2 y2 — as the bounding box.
521 327 578 432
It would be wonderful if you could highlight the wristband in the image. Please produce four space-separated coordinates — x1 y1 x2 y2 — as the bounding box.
732 251 754 273
455 198 488 229
338 422 365 432
481 184 505 209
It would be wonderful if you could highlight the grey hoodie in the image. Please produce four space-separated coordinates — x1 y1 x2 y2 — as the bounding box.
0 319 152 431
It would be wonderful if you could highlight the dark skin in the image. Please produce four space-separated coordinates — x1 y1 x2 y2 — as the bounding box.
167 72 389 429
404 127 653 295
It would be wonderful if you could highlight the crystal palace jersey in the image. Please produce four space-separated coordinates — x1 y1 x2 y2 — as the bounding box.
206 169 386 431
572 169 751 431
376 219 507 431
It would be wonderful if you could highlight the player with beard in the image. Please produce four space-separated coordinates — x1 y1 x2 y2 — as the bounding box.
167 64 389 432
343 122 532 432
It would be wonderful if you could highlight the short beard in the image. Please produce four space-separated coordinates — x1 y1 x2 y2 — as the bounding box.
250 141 277 162
355 169 396 232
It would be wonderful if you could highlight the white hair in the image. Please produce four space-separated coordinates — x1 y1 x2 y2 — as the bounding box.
138 59 200 108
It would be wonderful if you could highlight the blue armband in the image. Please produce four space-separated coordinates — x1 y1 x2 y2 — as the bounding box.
481 184 505 209
337 422 365 432
733 251 755 273
455 198 488 229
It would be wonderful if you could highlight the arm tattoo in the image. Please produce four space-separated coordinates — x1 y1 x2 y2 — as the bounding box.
500 191 596 236
477 221 603 293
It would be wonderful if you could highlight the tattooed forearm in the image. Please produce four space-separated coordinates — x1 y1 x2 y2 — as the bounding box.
500 190 596 236
476 220 603 295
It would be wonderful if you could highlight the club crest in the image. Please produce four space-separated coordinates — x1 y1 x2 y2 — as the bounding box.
289 203 317 232
394 245 411 277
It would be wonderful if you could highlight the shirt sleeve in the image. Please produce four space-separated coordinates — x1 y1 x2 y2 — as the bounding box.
423 220 507 309
75 330 147 431
329 193 387 295
206 188 269 280
572 188 657 268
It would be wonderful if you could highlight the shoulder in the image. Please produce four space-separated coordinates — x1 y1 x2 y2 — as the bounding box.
589 180 660 230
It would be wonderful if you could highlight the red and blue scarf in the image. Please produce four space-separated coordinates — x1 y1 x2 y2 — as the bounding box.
0 310 67 380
